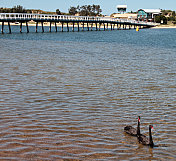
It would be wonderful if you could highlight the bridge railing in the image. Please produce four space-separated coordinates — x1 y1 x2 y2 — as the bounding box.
0 13 158 26
0 13 114 21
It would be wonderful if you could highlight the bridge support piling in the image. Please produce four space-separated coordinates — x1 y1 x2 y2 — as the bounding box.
41 22 44 33
78 23 79 32
26 22 29 33
67 22 69 32
111 24 112 30
91 23 93 31
20 22 22 33
55 22 57 32
106 23 108 30
87 23 89 31
49 22 52 32
96 23 98 31
61 22 63 32
36 22 38 33
99 23 101 31
72 22 74 32
104 23 106 31
82 23 84 31
8 22 11 34
1 22 4 34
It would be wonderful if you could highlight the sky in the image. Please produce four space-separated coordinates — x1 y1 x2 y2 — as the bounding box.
0 0 176 15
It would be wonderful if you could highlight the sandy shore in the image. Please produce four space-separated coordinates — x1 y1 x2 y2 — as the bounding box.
152 25 176 29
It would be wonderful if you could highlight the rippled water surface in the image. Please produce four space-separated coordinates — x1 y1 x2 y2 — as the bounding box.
0 26 176 160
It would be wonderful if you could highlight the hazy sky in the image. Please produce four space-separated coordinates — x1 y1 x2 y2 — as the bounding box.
1 0 176 15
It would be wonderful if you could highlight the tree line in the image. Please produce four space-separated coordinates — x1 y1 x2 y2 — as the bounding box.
0 5 55 14
67 5 102 16
0 4 102 17
0 5 27 13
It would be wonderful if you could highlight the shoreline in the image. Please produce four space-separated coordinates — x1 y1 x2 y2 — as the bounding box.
152 25 176 29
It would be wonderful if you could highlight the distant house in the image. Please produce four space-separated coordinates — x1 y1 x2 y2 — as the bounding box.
137 9 161 22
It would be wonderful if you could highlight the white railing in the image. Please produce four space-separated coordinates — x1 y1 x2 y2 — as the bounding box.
0 13 109 21
0 13 158 26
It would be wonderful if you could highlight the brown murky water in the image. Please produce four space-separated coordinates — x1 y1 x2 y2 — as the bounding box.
0 29 176 160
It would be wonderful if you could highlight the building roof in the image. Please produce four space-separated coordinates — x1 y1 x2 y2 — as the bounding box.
117 5 127 9
140 9 161 14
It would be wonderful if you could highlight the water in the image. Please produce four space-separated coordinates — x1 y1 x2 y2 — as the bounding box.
0 26 176 160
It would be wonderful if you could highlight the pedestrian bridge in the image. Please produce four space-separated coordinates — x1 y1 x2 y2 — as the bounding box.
0 13 158 33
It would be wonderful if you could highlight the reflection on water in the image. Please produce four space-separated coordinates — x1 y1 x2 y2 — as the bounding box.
0 28 176 160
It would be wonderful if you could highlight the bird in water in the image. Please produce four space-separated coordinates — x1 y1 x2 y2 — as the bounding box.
137 125 154 148
124 116 141 136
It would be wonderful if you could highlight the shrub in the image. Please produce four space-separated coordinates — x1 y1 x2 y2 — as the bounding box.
155 15 167 24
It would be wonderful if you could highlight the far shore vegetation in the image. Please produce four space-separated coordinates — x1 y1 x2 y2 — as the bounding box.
155 10 176 25
0 5 176 25
0 5 102 16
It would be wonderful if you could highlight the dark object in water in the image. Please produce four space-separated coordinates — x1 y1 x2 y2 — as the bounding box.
137 125 154 148
124 116 140 136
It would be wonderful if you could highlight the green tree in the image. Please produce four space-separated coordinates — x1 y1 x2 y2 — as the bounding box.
56 9 61 15
11 5 26 13
69 4 102 16
87 5 92 16
79 5 88 16
68 6 78 15
76 5 80 13
167 16 176 21
155 15 167 24
95 5 102 15
162 10 172 16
